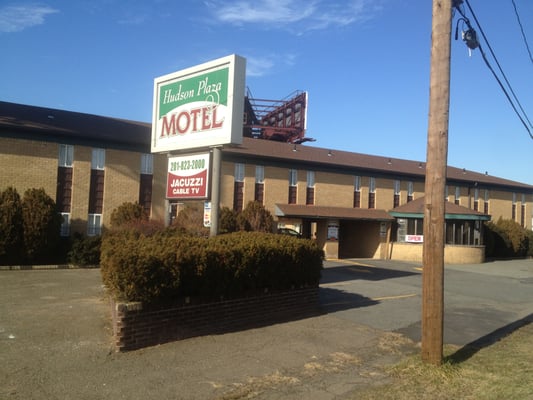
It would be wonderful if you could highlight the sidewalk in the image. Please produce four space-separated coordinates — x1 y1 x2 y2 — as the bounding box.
0 268 416 400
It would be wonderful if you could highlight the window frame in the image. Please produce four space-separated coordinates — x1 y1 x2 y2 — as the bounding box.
91 148 105 170
235 163 245 182
87 213 102 236
60 212 70 237
58 144 74 167
141 153 153 175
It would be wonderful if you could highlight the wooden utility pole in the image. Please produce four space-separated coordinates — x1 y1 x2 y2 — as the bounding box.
422 0 453 365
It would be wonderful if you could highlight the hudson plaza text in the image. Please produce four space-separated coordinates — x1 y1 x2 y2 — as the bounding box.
159 77 225 137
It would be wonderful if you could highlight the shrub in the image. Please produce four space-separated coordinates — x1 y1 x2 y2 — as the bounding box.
101 229 324 304
527 230 533 258
0 187 24 265
219 206 238 234
68 233 102 266
485 218 529 258
21 188 61 262
110 202 148 228
173 202 209 237
101 229 180 303
238 201 274 232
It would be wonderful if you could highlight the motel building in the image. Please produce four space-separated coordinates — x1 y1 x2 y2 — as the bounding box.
1 98 532 264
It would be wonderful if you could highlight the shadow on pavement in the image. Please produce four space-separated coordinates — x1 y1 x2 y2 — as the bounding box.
319 287 379 313
446 313 533 364
321 264 418 285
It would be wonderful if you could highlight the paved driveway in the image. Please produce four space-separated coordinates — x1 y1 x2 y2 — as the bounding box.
1 258 532 399
321 258 533 346
0 268 413 400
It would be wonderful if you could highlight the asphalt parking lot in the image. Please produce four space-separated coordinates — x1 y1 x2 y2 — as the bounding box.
321 258 533 346
1 258 532 399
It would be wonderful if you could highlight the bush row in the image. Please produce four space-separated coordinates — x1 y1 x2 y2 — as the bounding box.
485 218 531 258
0 187 62 264
100 229 324 304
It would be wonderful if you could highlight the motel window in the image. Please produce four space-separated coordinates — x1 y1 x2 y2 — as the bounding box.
60 212 70 237
484 190 490 214
87 214 102 236
59 144 74 167
235 163 245 182
408 219 424 236
396 218 423 242
306 171 315 205
407 181 414 202
141 153 153 175
91 148 105 170
455 186 460 205
89 170 104 214
56 166 73 213
368 177 376 209
393 180 400 208
474 188 479 211
512 193 517 221
56 145 74 215
521 194 526 228
288 169 297 204
445 186 449 201
89 148 105 219
233 163 245 211
88 169 104 216
445 220 481 246
354 176 361 208
397 218 482 246
255 165 264 204
139 154 153 216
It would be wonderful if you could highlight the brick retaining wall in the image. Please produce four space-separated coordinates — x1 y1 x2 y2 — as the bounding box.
111 286 320 352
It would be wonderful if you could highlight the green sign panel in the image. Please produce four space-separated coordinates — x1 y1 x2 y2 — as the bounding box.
158 68 229 118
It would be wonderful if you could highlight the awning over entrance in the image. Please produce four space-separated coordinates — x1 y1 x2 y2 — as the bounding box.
275 204 394 221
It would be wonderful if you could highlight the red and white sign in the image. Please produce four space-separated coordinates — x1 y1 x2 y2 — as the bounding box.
166 153 210 199
406 235 424 243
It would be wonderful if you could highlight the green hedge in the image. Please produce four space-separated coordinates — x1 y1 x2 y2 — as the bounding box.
100 230 324 304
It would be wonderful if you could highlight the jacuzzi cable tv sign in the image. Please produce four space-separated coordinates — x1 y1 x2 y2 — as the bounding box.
166 153 210 199
151 54 246 153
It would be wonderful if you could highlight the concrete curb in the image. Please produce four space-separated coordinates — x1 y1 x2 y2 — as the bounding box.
0 264 99 271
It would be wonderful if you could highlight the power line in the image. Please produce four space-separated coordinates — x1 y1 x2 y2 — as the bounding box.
463 0 533 136
455 0 533 140
511 0 533 66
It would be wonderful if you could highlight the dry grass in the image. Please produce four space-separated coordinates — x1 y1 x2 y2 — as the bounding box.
354 322 533 400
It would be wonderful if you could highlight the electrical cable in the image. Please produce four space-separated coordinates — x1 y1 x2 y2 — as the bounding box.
456 1 533 139
511 0 533 66
464 0 532 131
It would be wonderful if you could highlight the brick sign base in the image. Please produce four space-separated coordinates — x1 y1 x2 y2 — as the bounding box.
111 287 320 352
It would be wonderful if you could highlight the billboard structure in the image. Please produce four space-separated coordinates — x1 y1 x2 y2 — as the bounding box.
152 54 246 153
243 90 311 144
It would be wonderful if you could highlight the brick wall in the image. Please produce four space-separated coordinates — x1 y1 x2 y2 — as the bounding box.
0 137 57 196
111 286 320 352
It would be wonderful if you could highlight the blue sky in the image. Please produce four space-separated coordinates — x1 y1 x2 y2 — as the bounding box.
1 0 532 184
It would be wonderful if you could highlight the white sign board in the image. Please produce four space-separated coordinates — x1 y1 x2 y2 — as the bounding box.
152 54 246 153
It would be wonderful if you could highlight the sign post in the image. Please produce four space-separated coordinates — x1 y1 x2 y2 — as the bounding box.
210 147 222 236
